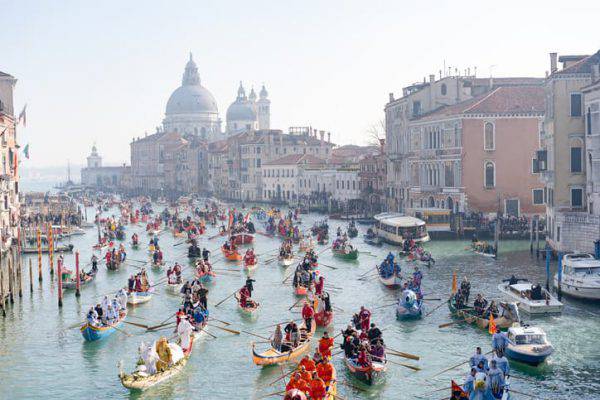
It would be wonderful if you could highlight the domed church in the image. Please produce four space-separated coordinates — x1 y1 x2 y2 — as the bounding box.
226 82 270 134
162 53 222 141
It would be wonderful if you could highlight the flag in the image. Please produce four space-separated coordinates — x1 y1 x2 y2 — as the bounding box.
17 104 27 127
451 380 469 399
451 270 457 294
488 314 496 334
243 213 250 224
23 144 29 159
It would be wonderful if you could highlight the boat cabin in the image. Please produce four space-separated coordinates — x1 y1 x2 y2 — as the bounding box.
508 326 549 346
373 212 429 246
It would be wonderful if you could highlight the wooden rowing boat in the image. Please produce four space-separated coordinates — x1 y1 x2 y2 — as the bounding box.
234 291 260 317
279 255 295 267
21 243 74 254
244 257 258 271
119 335 194 391
293 282 308 296
344 355 386 385
127 290 153 306
314 308 334 327
165 281 183 295
196 269 215 283
230 232 254 245
221 246 242 261
332 247 359 260
252 320 316 366
80 311 127 341
447 297 519 332
377 265 403 289
63 270 97 290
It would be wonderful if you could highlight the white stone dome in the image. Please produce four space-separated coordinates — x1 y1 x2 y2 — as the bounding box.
165 54 218 116
226 102 256 121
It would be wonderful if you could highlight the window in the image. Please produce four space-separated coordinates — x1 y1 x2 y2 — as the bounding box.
570 93 582 117
533 189 544 205
444 163 454 187
256 159 261 168
484 161 495 188
588 107 593 135
484 122 495 150
441 83 447 95
412 101 421 117
571 188 583 208
571 146 582 173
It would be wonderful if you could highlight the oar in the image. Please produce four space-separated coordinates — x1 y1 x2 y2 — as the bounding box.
209 317 232 326
147 321 176 331
281 271 295 284
113 325 132 337
423 298 442 301
122 320 150 329
387 359 421 371
319 263 338 270
420 386 452 396
257 318 302 330
151 312 176 328
209 324 240 335
431 350 493 378
242 330 272 341
215 290 237 307
505 389 539 399
288 297 305 310
358 266 377 278
199 327 217 339
263 369 294 388
66 321 84 330
387 348 420 361
255 390 286 399
438 321 458 329
426 301 447 317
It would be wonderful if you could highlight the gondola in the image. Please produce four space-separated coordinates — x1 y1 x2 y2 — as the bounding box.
279 255 295 267
80 310 127 341
127 290 153 306
447 296 519 332
21 243 74 254
347 226 358 238
234 290 260 317
252 320 316 366
376 265 402 289
63 270 97 290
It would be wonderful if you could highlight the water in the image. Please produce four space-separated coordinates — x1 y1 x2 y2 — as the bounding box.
1 208 599 399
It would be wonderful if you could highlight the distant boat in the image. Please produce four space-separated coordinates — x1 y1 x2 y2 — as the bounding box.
497 282 563 315
554 253 600 300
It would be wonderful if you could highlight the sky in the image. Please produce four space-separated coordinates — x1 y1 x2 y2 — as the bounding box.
2 0 600 168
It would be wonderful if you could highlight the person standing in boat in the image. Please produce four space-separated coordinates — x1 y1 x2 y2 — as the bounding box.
301 301 314 329
245 276 256 297
91 255 98 273
487 359 505 398
461 277 471 303
470 347 489 371
491 328 513 354
272 324 283 351
177 315 194 351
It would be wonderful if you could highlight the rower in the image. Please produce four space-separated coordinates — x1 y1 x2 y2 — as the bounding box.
245 276 256 297
367 322 382 344
491 328 513 353
317 332 334 358
460 277 471 303
301 301 314 329
492 350 510 377
469 347 489 371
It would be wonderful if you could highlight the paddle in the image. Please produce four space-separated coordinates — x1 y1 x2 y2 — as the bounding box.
288 297 305 310
387 359 421 371
373 302 396 311
262 368 294 388
319 263 338 270
199 327 217 339
215 290 237 307
386 348 420 361
438 321 458 329
242 330 272 341
255 390 286 399
208 317 232 326
425 301 447 317
122 320 150 329
113 325 132 337
147 321 176 331
431 350 493 378
257 318 302 330
209 324 240 335
358 266 377 278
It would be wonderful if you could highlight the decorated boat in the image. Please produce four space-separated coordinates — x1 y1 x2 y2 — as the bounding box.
234 290 260 317
221 246 243 261
230 232 255 245
344 354 386 385
252 320 316 366
395 290 424 320
447 297 520 332
497 282 563 315
127 290 153 306
505 325 554 365
119 336 194 391
332 247 359 260
80 310 127 341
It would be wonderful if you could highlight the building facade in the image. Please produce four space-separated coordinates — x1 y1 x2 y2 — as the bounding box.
358 139 387 214
80 145 129 190
538 51 600 252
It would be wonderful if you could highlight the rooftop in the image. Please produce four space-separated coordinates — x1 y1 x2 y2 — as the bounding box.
264 153 326 166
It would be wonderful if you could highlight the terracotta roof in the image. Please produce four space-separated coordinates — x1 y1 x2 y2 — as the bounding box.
414 85 544 122
472 77 543 87
264 154 326 166
209 139 229 152
553 50 600 76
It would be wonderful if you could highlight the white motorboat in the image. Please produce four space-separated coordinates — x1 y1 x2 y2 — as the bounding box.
554 253 600 300
505 325 554 365
497 282 563 315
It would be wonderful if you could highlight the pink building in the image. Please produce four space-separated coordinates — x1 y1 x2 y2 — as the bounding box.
407 85 546 216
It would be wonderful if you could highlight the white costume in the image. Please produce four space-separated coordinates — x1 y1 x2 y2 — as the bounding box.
117 289 128 310
177 318 194 351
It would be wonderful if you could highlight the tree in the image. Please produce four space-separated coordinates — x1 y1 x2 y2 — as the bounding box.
365 120 385 146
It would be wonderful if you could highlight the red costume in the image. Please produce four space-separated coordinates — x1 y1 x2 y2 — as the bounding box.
318 336 334 358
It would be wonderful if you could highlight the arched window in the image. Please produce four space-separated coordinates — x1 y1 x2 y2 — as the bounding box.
484 122 495 150
441 83 447 95
428 196 435 208
484 161 495 188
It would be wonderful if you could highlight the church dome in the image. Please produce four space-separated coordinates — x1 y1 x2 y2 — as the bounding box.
165 54 218 116
226 82 256 121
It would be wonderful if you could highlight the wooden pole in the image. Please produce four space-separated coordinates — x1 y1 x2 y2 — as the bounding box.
529 217 533 254
57 258 63 307
535 216 540 259
37 227 42 281
7 249 14 304
75 251 81 297
29 258 33 293
17 228 22 298
48 223 54 276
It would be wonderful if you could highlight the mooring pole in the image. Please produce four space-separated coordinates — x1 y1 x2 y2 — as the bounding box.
37 228 42 282
57 258 63 307
29 259 33 293
75 251 81 297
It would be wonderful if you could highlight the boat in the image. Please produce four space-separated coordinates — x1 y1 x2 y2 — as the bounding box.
505 325 554 365
151 260 165 269
147 229 161 236
21 243 74 254
363 234 383 247
63 270 97 290
299 237 314 252
80 310 127 341
377 265 403 288
119 336 194 391
221 246 242 261
395 290 424 320
127 290 153 306
234 290 260 317
554 252 600 300
314 299 334 327
293 282 309 296
244 257 258 271
165 281 183 295
344 354 386 385
196 269 215 283
131 242 140 250
252 320 316 366
447 297 520 332
332 247 359 260
497 282 563 315
230 232 255 245
279 255 295 267
471 241 496 257
373 212 429 246
347 225 358 238
285 365 337 400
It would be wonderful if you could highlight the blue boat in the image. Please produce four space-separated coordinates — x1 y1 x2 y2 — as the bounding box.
80 312 127 341
395 290 424 320
504 326 554 365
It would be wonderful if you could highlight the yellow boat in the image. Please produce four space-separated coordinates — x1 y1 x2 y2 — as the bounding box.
252 320 316 366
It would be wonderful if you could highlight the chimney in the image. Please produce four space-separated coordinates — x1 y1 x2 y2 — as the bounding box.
389 92 394 102
320 131 325 143
550 52 558 74
429 74 435 84
592 63 600 82
327 132 331 143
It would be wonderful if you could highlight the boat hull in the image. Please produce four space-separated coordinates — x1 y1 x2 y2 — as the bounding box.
127 291 153 305
315 310 334 327
279 257 294 267
497 283 563 315
332 249 359 260
81 314 126 341
252 321 315 366
344 357 386 385
447 298 516 332
395 304 423 320
553 276 600 300
505 344 553 366
231 233 254 245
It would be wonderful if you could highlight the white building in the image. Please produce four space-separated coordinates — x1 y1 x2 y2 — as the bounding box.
163 54 222 141
226 83 270 135
584 68 600 215
333 168 361 202
262 154 326 202
81 144 129 190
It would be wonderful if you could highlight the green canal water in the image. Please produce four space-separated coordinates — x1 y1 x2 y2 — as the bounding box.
1 207 599 399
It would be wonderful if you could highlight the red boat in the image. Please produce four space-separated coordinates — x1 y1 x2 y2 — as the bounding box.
230 232 254 245
221 245 243 261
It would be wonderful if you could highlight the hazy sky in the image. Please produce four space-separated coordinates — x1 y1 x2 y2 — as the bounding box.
3 0 599 167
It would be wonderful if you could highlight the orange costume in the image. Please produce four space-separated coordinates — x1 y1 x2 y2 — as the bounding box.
318 336 335 358
299 356 316 372
309 377 327 400
316 361 334 383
